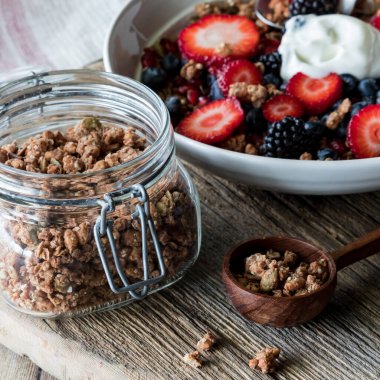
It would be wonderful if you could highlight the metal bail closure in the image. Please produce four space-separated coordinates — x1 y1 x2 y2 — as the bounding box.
94 184 166 300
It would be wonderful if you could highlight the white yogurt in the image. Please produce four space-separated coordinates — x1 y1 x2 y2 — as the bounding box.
279 14 380 81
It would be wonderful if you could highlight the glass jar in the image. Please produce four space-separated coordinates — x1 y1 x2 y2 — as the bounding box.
0 70 201 318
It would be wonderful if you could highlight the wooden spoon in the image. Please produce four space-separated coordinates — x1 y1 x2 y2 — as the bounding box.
222 229 380 328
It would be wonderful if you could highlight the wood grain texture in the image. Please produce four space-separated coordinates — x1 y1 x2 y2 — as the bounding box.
0 162 380 380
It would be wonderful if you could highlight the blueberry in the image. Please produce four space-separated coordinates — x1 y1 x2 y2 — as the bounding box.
141 67 167 90
377 90 380 104
162 53 181 74
165 96 182 115
363 96 376 104
317 148 338 161
210 79 224 100
336 123 348 140
351 100 372 117
245 108 267 133
263 73 283 88
304 121 325 136
340 74 358 97
335 114 351 139
358 78 379 98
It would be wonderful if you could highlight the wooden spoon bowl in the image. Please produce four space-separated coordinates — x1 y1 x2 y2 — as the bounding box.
223 229 380 328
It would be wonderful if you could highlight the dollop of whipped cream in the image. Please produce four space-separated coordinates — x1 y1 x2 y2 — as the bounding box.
279 14 380 81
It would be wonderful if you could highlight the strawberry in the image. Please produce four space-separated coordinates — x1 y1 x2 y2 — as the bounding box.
371 15 380 31
262 94 305 122
217 60 262 96
347 104 380 158
286 73 343 115
176 99 244 144
178 15 260 65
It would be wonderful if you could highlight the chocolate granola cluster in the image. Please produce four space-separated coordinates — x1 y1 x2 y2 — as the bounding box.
0 118 197 315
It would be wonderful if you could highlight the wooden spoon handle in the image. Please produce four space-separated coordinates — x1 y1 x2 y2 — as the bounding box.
331 227 380 270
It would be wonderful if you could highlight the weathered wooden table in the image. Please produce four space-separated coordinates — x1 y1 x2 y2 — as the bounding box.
0 161 379 380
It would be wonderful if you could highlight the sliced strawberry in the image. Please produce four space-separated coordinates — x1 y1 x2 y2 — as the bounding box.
178 15 260 65
176 99 244 144
217 60 262 96
286 73 343 115
347 105 380 158
371 15 380 31
262 94 305 123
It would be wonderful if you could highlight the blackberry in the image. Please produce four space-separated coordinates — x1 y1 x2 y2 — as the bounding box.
289 0 338 16
261 117 315 158
258 52 282 75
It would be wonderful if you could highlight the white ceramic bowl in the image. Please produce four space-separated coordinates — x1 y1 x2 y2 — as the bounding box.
104 0 380 195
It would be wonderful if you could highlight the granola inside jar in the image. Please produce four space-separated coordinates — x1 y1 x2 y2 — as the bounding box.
0 70 201 317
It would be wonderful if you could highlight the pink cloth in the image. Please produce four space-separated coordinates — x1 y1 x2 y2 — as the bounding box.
0 0 125 72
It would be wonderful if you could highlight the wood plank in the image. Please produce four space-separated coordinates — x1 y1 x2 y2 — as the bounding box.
0 344 56 380
0 162 379 380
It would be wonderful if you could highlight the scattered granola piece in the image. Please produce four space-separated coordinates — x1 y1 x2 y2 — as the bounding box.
215 42 233 57
183 351 203 368
266 83 283 96
326 98 351 130
300 152 313 160
195 2 221 18
180 59 204 81
249 347 281 374
245 144 258 155
197 332 218 351
228 83 268 108
219 134 249 153
238 1 255 18
267 0 290 24
255 62 265 74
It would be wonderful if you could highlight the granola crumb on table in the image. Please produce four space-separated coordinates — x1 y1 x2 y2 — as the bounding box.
183 351 203 368
196 332 218 351
0 117 197 314
249 347 281 373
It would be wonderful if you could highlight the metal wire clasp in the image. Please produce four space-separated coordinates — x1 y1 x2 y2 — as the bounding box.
94 184 166 300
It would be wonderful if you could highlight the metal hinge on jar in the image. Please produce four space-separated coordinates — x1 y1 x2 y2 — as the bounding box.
94 184 166 300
